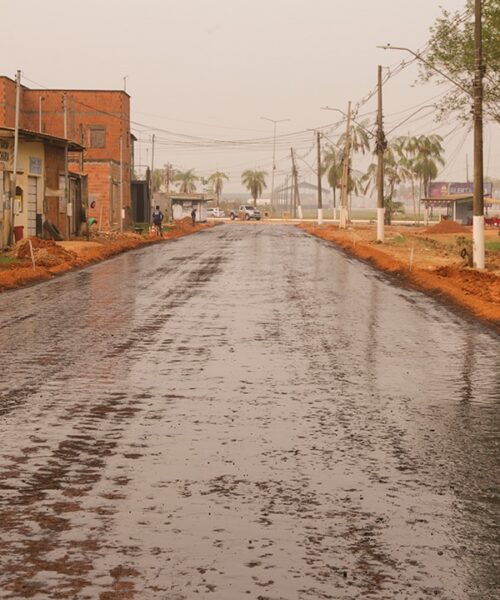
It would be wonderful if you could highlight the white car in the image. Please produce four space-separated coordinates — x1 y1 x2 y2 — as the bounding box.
207 207 225 218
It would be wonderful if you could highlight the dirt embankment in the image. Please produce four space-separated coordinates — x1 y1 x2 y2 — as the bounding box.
299 222 500 329
0 220 212 292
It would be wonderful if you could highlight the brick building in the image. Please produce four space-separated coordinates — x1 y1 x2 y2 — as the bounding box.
0 76 133 233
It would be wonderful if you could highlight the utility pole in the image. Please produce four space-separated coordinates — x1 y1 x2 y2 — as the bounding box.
63 93 70 239
120 136 124 233
150 134 155 217
9 70 21 246
316 131 323 224
290 148 302 219
39 95 44 133
473 0 484 268
261 117 289 213
376 65 386 241
339 101 352 229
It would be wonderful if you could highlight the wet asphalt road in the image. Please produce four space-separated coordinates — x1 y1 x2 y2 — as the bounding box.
0 224 499 600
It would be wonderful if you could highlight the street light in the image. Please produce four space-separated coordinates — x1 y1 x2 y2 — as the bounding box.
320 106 376 138
377 45 470 94
261 117 290 213
379 34 484 268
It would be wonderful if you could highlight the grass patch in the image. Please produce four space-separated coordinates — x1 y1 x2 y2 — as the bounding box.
0 255 18 265
390 234 407 245
485 240 500 252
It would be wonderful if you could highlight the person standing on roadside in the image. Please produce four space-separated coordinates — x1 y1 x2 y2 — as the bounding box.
152 205 164 236
191 207 197 226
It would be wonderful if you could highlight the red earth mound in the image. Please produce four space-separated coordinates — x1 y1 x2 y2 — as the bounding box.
422 220 469 234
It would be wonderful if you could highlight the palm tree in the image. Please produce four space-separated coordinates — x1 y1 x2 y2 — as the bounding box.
241 170 267 205
322 145 342 216
412 134 445 197
362 142 405 225
174 169 198 193
208 171 229 206
339 119 371 155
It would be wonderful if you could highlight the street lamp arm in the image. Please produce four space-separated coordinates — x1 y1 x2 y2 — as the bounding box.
385 104 436 135
320 106 376 138
260 117 291 125
377 44 471 95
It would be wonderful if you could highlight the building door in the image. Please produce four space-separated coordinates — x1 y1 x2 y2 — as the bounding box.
27 176 38 236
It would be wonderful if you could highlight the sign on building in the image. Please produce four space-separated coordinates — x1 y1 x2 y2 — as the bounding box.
429 181 493 198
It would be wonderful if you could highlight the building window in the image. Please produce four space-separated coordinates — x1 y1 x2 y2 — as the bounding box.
89 126 106 149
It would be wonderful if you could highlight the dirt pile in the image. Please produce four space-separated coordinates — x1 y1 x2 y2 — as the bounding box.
422 220 469 234
15 238 77 267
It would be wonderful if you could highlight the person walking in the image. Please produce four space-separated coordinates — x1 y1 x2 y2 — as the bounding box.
152 205 164 236
191 207 197 227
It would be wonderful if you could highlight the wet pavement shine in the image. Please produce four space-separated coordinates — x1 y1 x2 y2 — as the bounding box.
0 224 499 600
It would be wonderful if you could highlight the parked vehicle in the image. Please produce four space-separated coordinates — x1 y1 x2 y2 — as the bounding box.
207 207 225 218
230 205 261 221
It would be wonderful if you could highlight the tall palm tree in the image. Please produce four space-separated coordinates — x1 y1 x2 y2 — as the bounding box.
208 171 229 206
338 119 371 155
362 142 405 225
322 145 342 215
412 134 445 197
174 169 198 193
241 170 267 205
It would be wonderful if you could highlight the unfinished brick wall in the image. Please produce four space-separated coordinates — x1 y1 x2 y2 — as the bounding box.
0 78 133 230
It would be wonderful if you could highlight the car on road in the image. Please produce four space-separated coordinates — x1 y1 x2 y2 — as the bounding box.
230 205 261 221
207 207 225 218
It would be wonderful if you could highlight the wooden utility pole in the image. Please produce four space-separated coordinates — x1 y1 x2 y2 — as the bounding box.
339 101 352 229
119 136 124 233
8 70 21 246
290 148 302 219
472 0 484 268
376 65 386 241
150 134 155 219
63 93 70 239
316 131 323 224
39 95 44 133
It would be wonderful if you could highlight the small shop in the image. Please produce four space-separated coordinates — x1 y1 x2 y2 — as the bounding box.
420 194 473 225
167 193 213 223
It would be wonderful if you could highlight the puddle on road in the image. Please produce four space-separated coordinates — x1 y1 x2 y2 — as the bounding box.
0 225 498 599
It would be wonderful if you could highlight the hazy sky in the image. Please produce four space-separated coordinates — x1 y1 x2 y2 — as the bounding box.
2 0 498 193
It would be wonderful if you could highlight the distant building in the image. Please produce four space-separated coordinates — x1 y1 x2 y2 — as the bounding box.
422 181 496 224
166 192 214 223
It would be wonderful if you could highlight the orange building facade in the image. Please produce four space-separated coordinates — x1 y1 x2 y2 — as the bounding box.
0 76 133 233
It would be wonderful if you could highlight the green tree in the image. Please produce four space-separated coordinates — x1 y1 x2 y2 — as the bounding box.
363 143 406 225
164 163 177 192
241 170 267 205
151 169 164 193
208 171 229 206
420 0 500 122
412 134 445 197
174 169 198 193
322 145 342 212
339 119 371 155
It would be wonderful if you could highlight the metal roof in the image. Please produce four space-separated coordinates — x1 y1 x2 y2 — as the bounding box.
0 126 84 151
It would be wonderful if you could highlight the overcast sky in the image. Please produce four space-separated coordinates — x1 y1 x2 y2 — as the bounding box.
2 0 498 193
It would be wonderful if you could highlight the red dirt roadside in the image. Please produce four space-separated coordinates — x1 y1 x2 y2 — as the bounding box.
0 221 212 292
299 222 500 330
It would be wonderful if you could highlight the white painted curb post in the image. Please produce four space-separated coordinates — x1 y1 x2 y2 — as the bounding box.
318 208 323 225
377 207 385 242
473 215 485 269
